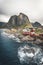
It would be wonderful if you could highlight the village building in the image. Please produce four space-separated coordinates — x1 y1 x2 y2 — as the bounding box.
22 26 35 36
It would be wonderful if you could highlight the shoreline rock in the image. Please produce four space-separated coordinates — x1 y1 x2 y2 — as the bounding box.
4 29 43 46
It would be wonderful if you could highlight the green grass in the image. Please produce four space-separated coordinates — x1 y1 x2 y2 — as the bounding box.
35 28 43 34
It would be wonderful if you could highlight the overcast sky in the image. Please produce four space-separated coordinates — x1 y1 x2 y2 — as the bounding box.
0 0 43 25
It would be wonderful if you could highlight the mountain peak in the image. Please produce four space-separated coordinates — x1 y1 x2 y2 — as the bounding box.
0 14 43 29
3 13 33 29
32 21 41 27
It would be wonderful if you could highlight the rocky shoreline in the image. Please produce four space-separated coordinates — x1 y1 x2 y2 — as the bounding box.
4 29 43 46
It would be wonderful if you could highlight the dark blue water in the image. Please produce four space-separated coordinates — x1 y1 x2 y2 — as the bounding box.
0 29 30 65
0 29 21 65
0 29 42 65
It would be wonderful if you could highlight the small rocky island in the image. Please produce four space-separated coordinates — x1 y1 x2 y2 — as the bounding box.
1 13 43 45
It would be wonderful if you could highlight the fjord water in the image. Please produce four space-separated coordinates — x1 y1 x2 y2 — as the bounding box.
0 29 43 65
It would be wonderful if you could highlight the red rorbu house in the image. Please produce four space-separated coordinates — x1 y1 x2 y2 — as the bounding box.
22 32 30 35
30 28 35 37
22 28 35 36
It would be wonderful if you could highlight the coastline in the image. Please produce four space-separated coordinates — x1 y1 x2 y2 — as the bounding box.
2 29 43 46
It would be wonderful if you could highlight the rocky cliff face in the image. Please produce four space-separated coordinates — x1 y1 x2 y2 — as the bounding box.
5 13 33 29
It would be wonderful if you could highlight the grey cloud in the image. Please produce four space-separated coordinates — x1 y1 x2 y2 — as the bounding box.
0 0 43 25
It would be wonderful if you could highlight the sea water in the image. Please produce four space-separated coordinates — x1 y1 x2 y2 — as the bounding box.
0 29 43 65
